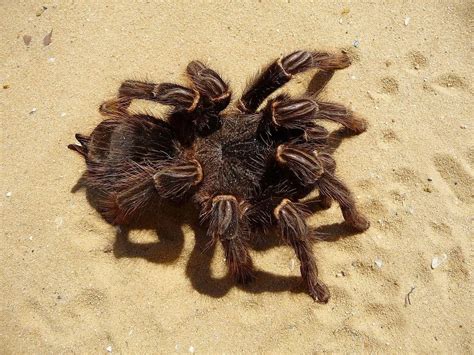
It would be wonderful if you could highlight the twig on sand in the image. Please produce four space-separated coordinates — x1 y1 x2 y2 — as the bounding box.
405 286 416 306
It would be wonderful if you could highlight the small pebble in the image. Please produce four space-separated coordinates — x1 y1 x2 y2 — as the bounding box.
47 57 56 63
106 345 112 352
431 254 447 269
427 177 433 182
60 112 67 117
374 258 383 268
404 17 411 26
288 258 296 271
36 6 47 17
188 346 195 353
341 7 350 15
338 18 343 24
460 124 467 129
29 107 37 114
3 84 9 89
43 29 53 46
353 40 360 48
55 217 64 229
23 35 32 46
336 271 345 277
6 191 12 197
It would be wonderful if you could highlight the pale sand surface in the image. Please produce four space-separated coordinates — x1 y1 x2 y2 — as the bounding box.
1 1 473 353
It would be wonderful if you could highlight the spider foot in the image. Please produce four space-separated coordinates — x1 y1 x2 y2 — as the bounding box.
308 279 330 303
342 207 370 232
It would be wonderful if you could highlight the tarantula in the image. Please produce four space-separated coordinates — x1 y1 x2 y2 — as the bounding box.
69 49 369 303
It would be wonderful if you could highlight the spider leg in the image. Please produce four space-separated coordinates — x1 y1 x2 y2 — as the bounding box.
316 101 367 134
274 198 329 303
238 50 350 113
117 80 201 112
204 195 255 284
316 170 370 232
275 143 324 185
186 61 231 112
153 158 203 200
258 94 366 137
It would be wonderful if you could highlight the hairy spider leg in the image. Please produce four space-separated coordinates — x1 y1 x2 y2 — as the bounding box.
274 198 329 303
185 60 231 112
203 195 255 284
238 50 351 113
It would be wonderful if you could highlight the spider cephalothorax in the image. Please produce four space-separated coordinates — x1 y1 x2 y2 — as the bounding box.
69 50 369 302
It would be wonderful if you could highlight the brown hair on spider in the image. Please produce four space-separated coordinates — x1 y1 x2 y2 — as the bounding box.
68 49 369 303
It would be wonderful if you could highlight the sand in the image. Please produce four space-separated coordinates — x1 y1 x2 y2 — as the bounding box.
1 1 473 353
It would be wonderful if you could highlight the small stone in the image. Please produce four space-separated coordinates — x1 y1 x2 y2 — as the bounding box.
47 57 56 63
460 124 467 129
374 259 383 268
2 84 9 89
431 254 447 269
338 18 343 24
36 6 47 17
336 271 345 277
6 191 12 197
29 108 37 114
288 258 296 271
60 112 67 117
427 177 433 182
404 17 411 26
43 29 53 46
353 40 360 48
105 345 112 352
23 35 32 46
188 346 195 353
341 7 350 16
54 217 64 229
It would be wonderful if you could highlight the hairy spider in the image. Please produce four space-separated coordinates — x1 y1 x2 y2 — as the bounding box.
69 50 369 302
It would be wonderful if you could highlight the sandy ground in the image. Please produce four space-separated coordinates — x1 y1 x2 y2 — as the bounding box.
1 1 473 353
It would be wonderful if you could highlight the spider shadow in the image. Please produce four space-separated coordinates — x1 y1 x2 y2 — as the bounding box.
72 178 360 299
71 180 308 297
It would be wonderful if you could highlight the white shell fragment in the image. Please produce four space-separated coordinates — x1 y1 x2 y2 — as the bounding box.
404 17 411 26
431 254 447 269
374 258 383 268
106 345 112 352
